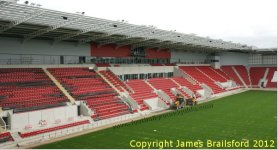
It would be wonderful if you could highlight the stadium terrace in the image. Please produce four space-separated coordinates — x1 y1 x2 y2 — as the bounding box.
0 0 276 149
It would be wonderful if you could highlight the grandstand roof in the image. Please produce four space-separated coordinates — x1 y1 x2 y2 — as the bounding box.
0 0 254 52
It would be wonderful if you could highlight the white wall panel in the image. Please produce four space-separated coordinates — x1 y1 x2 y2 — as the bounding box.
0 37 90 56
10 105 78 130
219 52 249 66
109 66 174 75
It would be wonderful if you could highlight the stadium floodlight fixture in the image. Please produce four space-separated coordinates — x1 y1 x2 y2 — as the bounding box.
76 11 85 15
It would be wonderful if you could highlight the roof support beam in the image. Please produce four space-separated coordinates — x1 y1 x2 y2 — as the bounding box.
0 9 45 33
94 36 130 47
147 41 173 49
78 34 111 44
23 15 84 42
132 41 164 49
78 32 117 44
115 38 146 48
78 24 155 44
95 37 124 48
131 40 159 49
53 23 111 44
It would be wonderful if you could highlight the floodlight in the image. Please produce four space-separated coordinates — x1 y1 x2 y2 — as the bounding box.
62 16 68 20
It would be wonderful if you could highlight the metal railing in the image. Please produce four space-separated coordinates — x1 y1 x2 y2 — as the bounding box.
0 53 210 65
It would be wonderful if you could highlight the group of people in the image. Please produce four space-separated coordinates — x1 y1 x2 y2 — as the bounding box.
174 93 197 110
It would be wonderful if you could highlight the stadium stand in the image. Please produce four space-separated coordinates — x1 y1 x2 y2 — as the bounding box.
266 67 277 88
48 68 131 120
126 80 158 110
179 66 226 94
250 67 267 87
0 1 276 148
0 68 68 112
19 120 90 138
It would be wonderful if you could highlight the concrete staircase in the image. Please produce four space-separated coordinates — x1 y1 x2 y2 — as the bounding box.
175 67 199 84
99 70 134 94
96 71 123 94
259 68 270 87
170 78 182 87
247 67 252 87
209 67 229 80
43 68 75 104
232 66 248 88
144 80 157 91
196 67 216 82
263 68 270 80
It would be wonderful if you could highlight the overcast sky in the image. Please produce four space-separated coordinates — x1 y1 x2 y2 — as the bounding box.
20 0 277 48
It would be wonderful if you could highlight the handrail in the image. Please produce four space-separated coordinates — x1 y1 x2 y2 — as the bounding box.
156 90 172 104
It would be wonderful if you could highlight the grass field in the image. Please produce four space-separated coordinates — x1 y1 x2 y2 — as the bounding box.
36 90 277 149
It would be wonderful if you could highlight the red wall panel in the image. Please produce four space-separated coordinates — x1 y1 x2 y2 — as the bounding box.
91 43 131 57
146 48 171 58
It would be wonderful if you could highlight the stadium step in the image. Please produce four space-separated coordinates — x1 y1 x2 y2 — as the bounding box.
195 67 216 82
232 66 248 88
247 68 252 87
209 67 230 81
144 80 156 91
263 68 270 80
177 67 199 84
42 68 75 104
169 78 182 87
96 70 123 94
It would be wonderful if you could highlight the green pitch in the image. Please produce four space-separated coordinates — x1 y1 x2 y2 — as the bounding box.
36 90 277 149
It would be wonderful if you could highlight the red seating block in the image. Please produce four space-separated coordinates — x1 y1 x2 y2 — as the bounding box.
0 132 14 143
127 80 159 110
48 68 131 120
0 68 68 111
179 66 226 94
